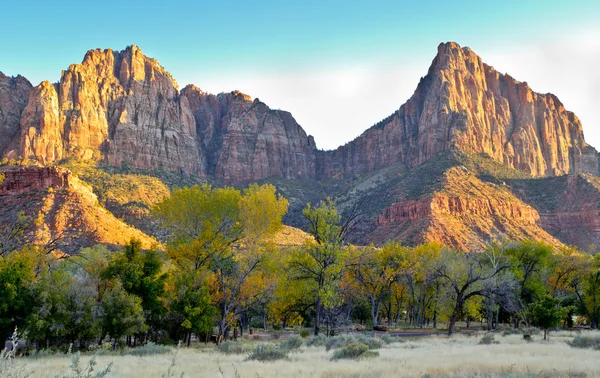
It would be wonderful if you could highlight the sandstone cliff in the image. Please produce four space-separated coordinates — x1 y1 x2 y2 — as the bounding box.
19 46 205 175
182 85 317 183
317 42 598 178
0 72 32 158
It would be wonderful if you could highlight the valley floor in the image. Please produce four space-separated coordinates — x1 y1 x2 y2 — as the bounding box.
11 331 600 378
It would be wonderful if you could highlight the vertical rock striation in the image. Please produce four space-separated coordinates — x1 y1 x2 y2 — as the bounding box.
317 42 598 178
18 45 205 175
0 72 33 158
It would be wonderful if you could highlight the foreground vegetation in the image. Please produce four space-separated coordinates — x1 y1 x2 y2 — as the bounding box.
1 180 600 366
3 331 600 377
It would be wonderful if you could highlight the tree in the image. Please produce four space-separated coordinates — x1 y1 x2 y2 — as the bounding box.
347 243 410 327
507 241 553 325
165 270 214 345
102 239 167 342
528 295 566 340
434 249 510 335
153 183 288 343
570 254 600 328
99 282 147 346
27 259 99 348
0 247 38 339
288 199 351 336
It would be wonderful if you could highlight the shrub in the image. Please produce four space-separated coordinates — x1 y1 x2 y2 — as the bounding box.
247 344 288 361
331 343 379 360
271 333 281 340
56 352 112 378
280 335 303 351
568 335 600 350
217 340 254 355
122 342 173 356
379 335 396 344
306 334 328 347
501 327 541 336
479 334 499 345
300 330 310 338
355 335 384 350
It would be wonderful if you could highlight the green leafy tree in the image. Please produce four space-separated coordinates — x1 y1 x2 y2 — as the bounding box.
288 199 355 336
102 239 167 341
99 283 147 345
0 247 38 339
27 260 99 347
528 295 566 340
166 271 214 345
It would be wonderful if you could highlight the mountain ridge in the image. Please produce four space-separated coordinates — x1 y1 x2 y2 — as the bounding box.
2 42 600 252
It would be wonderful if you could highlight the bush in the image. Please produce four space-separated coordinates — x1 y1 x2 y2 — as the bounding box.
307 334 384 350
280 335 303 351
379 335 396 345
306 334 328 347
568 335 600 350
300 330 310 338
479 334 499 345
271 333 281 340
356 335 384 350
217 340 254 355
331 343 379 360
501 327 541 336
247 344 288 361
122 342 173 356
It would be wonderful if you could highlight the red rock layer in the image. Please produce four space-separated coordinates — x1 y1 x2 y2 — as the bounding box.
368 167 562 250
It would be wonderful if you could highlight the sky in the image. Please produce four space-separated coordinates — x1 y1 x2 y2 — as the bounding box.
1 0 599 150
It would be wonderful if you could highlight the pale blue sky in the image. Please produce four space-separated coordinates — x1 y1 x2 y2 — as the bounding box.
2 0 599 149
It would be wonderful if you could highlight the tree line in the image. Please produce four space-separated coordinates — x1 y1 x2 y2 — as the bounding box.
1 183 599 349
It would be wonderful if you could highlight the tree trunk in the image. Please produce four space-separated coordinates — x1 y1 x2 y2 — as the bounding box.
495 309 499 330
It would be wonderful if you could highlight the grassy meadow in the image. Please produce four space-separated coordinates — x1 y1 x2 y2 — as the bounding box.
6 330 600 378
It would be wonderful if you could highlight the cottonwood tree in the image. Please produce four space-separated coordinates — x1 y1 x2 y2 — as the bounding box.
434 249 511 335
570 254 600 328
288 199 355 336
506 241 553 326
153 183 288 343
347 243 411 328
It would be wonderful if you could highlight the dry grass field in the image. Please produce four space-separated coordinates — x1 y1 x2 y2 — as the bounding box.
7 331 600 378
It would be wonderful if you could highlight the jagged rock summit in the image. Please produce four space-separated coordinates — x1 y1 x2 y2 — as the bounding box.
1 42 597 183
2 42 600 251
317 42 598 179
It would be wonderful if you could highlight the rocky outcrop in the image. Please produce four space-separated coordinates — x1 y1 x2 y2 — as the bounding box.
368 167 562 250
0 165 157 253
0 166 72 196
532 174 600 249
19 46 205 175
182 85 317 183
0 72 33 158
318 42 598 178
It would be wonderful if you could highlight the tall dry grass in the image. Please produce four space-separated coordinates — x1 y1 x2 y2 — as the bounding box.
13 330 600 377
